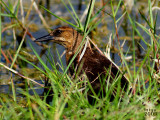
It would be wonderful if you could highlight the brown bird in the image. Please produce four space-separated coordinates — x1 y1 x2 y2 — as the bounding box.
35 26 129 104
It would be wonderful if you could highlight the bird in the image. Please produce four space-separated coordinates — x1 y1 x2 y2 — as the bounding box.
35 26 129 104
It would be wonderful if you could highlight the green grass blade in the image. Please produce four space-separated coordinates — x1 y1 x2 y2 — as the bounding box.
84 0 95 32
115 0 122 15
88 17 103 33
14 0 20 16
61 0 79 27
128 14 150 46
10 31 27 69
40 5 79 30
148 0 154 46
139 10 152 29
66 0 83 29
116 11 126 23
148 0 153 28
8 0 14 13
153 12 158 34
0 13 13 17
18 55 47 76
89 3 107 23
132 22 136 79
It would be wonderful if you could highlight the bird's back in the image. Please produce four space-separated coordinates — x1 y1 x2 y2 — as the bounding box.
83 48 128 85
68 47 129 103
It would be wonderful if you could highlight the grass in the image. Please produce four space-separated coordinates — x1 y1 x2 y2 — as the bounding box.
0 0 160 119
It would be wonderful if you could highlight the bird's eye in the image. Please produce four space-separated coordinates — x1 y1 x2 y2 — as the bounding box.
54 30 62 35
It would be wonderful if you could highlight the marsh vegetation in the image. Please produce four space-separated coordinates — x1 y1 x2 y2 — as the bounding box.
0 0 160 119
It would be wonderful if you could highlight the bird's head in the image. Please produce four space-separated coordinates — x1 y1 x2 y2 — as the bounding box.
35 26 83 50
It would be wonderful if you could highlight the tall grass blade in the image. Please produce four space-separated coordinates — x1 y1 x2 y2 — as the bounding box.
66 0 83 29
115 0 122 16
84 0 95 32
61 0 79 27
139 10 153 30
40 5 79 30
0 13 13 17
89 3 107 23
10 30 27 69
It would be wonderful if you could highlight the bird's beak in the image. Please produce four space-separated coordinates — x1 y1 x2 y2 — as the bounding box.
34 34 54 42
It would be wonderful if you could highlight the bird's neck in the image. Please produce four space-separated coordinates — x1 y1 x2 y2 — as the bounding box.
65 40 91 65
70 32 83 52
